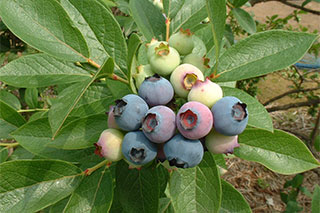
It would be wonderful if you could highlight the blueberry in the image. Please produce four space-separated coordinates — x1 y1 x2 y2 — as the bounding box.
188 78 223 108
113 94 149 131
170 64 204 98
107 105 120 129
169 28 194 55
176 101 213 140
182 53 210 73
205 130 239 154
94 129 124 162
122 131 157 166
163 134 204 168
149 43 180 76
142 105 176 143
138 74 174 106
211 96 249 136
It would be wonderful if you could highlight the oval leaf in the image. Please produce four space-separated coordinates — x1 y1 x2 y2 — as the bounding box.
163 0 185 20
11 118 98 163
0 159 82 213
129 0 166 41
168 152 221 213
0 0 89 62
65 0 128 78
0 90 21 110
312 185 320 213
64 166 113 212
25 88 39 109
206 0 226 59
170 0 207 33
235 129 320 174
220 179 252 213
0 100 26 128
232 8 256 34
216 30 318 82
0 54 91 88
115 160 160 213
222 86 273 132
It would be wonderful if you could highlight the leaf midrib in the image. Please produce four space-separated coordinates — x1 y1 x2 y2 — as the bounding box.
12 0 88 60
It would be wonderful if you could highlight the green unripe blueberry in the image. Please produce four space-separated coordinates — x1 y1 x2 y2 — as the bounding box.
169 28 194 55
133 64 155 89
170 64 204 98
149 43 180 76
182 53 210 73
188 78 223 108
147 39 168 61
94 129 124 162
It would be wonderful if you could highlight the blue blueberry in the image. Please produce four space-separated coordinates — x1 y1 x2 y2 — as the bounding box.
211 96 249 136
122 131 158 166
142 106 176 143
163 134 204 168
138 74 174 107
113 94 149 131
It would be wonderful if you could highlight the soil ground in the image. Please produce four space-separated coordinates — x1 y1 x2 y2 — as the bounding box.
224 1 320 212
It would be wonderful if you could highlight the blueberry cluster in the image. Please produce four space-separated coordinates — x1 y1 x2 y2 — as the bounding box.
95 29 249 169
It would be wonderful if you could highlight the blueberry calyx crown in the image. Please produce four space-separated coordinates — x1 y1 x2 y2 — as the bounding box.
142 113 158 133
113 99 127 116
169 158 188 168
94 143 103 157
130 148 146 163
155 43 170 56
183 73 198 90
180 109 198 130
232 102 248 121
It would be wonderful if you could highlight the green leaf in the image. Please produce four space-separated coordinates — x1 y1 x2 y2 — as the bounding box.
69 83 115 117
206 0 226 61
127 33 141 93
168 152 221 213
0 0 89 62
312 185 320 213
230 0 249 7
66 0 128 78
97 57 115 78
24 88 38 109
64 166 113 212
213 154 227 170
232 8 256 34
0 159 83 213
115 160 160 213
49 114 108 150
222 87 273 132
0 100 26 128
129 0 166 41
0 120 17 140
220 179 251 213
235 129 320 175
7 147 37 161
0 54 91 87
42 197 70 213
60 0 106 65
163 0 185 20
0 147 9 163
195 24 214 55
170 0 207 33
11 118 98 162
192 35 207 57
0 90 21 110
216 30 318 82
106 79 132 99
159 197 173 213
49 78 92 138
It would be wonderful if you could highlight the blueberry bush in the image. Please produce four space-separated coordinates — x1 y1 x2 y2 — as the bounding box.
0 0 319 212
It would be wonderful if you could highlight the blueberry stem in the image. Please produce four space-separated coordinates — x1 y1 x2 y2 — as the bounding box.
87 59 129 84
83 159 110 176
166 18 171 42
17 108 49 113
0 142 19 148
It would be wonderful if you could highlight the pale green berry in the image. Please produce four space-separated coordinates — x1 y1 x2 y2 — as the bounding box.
188 78 223 108
169 29 194 55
